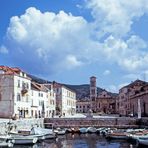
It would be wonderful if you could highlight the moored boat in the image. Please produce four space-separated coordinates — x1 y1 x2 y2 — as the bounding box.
10 135 38 145
79 128 87 134
30 127 56 139
54 128 66 135
0 134 38 145
0 139 14 147
106 132 128 139
137 138 148 146
86 127 97 133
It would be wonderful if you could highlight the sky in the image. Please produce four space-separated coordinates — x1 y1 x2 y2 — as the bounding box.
0 0 148 92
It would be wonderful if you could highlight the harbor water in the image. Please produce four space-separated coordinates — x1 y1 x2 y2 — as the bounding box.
13 133 139 148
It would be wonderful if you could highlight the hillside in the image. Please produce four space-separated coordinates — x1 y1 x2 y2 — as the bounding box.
65 84 118 100
28 74 118 100
64 84 103 100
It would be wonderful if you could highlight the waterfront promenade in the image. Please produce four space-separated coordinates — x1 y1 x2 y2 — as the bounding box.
0 114 147 133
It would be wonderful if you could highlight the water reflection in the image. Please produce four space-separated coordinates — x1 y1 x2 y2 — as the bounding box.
14 133 137 148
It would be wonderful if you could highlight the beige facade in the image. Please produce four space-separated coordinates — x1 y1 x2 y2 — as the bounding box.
76 91 116 114
96 91 116 114
76 100 90 113
76 76 117 114
118 80 148 116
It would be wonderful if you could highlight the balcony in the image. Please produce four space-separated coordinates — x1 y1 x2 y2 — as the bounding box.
21 88 28 96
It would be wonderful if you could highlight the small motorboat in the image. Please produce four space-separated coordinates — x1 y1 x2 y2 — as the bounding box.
31 127 56 139
79 128 87 134
11 135 38 145
54 128 66 135
86 127 97 133
0 134 38 145
137 137 148 146
106 132 128 139
127 133 148 141
0 139 14 147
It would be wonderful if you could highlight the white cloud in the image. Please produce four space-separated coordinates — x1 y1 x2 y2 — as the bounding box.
5 7 99 73
0 45 8 54
86 0 148 37
102 35 148 71
63 55 83 70
1 2 148 76
103 70 110 75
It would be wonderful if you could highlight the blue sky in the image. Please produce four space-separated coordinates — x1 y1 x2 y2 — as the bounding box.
0 0 148 92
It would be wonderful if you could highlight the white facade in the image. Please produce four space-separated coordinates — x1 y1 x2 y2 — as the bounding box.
54 83 76 116
0 66 56 119
31 83 56 118
0 70 32 118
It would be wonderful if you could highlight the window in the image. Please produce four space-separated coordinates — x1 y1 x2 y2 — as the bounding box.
17 93 21 101
18 80 20 88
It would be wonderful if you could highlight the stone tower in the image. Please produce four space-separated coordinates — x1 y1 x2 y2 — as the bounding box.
90 76 97 112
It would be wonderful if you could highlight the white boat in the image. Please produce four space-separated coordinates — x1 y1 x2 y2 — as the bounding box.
10 135 38 145
0 140 14 147
79 128 87 134
86 127 97 133
0 134 38 145
137 138 148 146
31 127 56 139
127 134 148 140
106 132 128 139
54 128 66 135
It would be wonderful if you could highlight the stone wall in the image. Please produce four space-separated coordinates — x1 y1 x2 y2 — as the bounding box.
138 117 148 128
44 117 138 129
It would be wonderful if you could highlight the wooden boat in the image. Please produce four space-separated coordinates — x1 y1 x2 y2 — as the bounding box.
106 132 128 139
79 128 87 134
86 127 97 133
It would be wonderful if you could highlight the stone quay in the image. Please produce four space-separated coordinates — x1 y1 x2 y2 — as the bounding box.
44 117 139 129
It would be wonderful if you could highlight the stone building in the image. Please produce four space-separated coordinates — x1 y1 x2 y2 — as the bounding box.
76 99 90 113
0 66 32 118
53 82 76 116
0 66 56 118
95 90 116 114
118 79 148 116
76 76 117 114
30 82 56 118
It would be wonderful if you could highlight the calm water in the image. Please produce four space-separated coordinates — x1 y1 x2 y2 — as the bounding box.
14 133 139 148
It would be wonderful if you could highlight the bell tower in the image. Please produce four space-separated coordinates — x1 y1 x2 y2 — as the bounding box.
90 76 97 112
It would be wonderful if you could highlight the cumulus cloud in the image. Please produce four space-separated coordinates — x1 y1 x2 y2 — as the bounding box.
103 70 110 76
5 7 99 74
1 1 148 76
86 0 148 37
102 35 148 71
0 45 8 54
